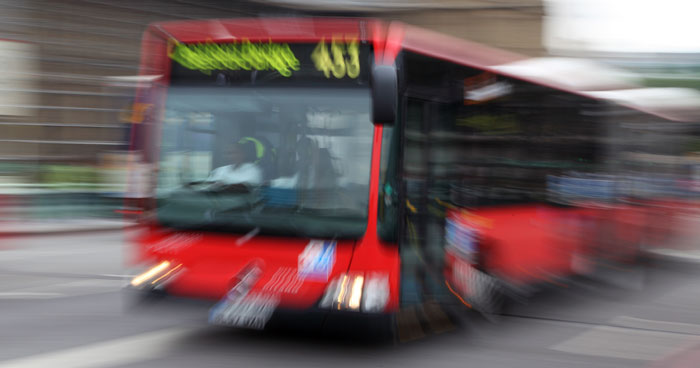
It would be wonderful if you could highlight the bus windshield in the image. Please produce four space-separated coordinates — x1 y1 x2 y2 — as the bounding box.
155 86 373 238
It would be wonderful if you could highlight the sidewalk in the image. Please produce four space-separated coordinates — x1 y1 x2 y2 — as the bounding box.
0 189 133 235
0 218 136 236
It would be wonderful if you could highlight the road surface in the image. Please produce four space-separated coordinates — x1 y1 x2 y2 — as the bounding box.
1 230 700 368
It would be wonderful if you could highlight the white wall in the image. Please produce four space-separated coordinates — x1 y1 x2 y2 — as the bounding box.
0 40 38 116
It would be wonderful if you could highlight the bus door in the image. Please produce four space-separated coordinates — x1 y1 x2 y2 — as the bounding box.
399 98 447 307
397 52 463 309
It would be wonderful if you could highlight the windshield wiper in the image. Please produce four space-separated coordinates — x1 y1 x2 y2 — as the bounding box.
236 227 260 246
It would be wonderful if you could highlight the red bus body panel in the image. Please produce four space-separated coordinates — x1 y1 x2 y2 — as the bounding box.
133 229 356 308
130 17 399 313
470 204 646 286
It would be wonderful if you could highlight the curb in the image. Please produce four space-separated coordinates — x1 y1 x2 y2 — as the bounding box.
0 221 138 236
643 248 700 264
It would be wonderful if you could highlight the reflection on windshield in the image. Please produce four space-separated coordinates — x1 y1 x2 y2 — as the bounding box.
156 87 373 238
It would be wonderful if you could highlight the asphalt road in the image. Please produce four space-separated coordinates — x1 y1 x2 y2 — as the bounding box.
2 231 700 368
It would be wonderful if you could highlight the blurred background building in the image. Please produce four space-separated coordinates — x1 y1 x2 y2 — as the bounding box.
0 0 545 161
0 0 695 220
0 0 548 220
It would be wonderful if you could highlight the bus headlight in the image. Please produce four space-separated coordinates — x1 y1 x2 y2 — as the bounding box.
361 274 389 313
130 260 182 288
319 273 389 313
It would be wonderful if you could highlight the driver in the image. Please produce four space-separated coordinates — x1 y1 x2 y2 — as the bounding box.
208 138 263 187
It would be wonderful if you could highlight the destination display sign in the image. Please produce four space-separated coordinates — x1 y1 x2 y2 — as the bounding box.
168 37 371 86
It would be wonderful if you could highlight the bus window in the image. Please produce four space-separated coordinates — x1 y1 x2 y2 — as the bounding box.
155 86 374 238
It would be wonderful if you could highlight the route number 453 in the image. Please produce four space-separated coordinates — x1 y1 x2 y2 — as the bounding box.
311 37 360 79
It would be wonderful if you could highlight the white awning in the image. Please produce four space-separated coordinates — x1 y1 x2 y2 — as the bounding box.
492 57 639 91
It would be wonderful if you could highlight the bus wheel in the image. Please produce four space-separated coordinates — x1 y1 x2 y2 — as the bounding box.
460 268 508 322
478 275 507 322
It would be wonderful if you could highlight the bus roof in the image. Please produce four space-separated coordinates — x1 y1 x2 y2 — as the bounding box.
146 17 700 122
149 17 377 44
491 57 639 92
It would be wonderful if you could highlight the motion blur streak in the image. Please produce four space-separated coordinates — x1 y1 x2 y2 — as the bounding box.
336 275 349 308
130 261 171 287
150 264 182 285
444 280 472 308
348 275 364 310
0 2 699 368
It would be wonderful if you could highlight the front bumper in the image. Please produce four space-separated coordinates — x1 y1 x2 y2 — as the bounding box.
123 286 394 340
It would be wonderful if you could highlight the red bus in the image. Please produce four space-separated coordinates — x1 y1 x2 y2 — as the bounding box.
125 17 700 334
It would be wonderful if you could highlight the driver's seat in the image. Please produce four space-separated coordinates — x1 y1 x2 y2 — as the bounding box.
238 136 277 181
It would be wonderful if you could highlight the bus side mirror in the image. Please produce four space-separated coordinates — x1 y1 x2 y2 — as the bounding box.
371 64 397 125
